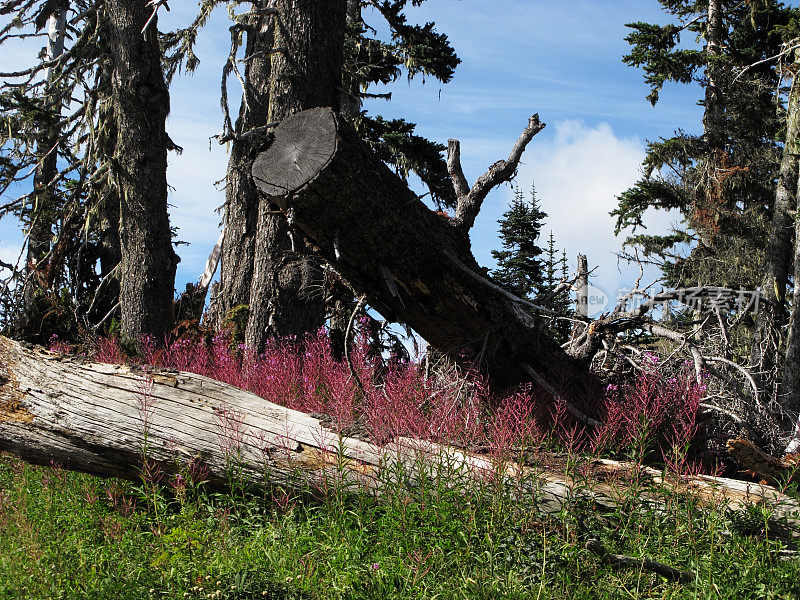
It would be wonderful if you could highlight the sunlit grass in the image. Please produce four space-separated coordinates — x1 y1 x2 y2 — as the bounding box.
2 445 800 599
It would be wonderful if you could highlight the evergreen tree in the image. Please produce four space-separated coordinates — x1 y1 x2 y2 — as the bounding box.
346 0 461 209
536 232 573 344
612 0 796 292
491 185 547 299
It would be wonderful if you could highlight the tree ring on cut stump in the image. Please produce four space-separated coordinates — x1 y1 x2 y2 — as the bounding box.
251 107 338 209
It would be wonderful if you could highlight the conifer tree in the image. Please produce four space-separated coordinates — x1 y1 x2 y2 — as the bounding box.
613 0 795 292
537 232 573 344
491 185 547 299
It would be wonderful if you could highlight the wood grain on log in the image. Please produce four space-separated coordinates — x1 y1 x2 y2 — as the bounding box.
1 337 799 534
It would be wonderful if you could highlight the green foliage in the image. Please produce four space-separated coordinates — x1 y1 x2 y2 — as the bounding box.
491 185 547 299
10 287 79 344
614 0 798 289
356 115 455 207
345 0 461 209
223 304 250 346
2 447 800 599
491 185 575 341
623 21 703 106
368 0 461 84
537 233 573 344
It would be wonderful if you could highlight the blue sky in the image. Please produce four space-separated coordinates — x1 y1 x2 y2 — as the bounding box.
1 0 708 312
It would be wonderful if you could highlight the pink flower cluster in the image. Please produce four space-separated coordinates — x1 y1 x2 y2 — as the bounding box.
66 329 705 473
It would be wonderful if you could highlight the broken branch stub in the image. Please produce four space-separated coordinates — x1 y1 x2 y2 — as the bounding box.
449 114 546 231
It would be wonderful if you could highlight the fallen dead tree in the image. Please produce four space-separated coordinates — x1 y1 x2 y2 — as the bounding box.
1 337 798 534
250 107 598 405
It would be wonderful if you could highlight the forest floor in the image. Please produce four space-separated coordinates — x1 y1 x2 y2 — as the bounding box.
2 446 800 600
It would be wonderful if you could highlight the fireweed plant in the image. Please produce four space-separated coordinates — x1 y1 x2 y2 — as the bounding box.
52 328 708 473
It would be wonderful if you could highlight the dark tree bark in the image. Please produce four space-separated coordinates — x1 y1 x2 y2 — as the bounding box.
15 4 68 339
782 173 800 418
703 0 724 152
215 8 275 329
339 0 363 120
251 108 598 404
754 50 800 403
106 0 178 341
245 0 347 351
328 0 363 361
89 63 122 330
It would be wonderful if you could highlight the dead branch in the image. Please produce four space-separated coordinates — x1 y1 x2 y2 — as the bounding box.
585 539 693 584
520 363 602 428
345 295 367 395
449 115 546 231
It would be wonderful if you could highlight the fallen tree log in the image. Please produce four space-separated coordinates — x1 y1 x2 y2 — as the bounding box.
251 107 598 406
727 438 798 486
1 337 799 534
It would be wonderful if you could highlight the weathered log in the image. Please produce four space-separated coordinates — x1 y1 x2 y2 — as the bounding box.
727 438 797 486
1 337 799 533
251 107 596 405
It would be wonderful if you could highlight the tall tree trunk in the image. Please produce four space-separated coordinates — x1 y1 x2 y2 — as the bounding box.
106 0 177 341
703 0 724 152
15 4 68 339
691 0 725 275
214 7 275 330
329 0 363 360
754 50 800 402
89 62 122 330
782 109 800 420
244 0 346 351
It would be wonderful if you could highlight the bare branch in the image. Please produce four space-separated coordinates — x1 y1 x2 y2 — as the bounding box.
446 139 470 199
585 539 692 584
452 114 545 231
345 295 367 395
520 363 602 428
142 0 170 35
700 401 748 425
705 356 762 411
200 229 225 289
442 249 561 317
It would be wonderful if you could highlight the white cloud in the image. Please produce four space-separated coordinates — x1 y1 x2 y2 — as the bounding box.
166 116 228 285
471 119 677 307
0 244 22 267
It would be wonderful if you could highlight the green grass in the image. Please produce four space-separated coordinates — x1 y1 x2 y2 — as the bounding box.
1 452 799 599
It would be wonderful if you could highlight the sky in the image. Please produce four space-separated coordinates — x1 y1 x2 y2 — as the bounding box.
1 0 707 314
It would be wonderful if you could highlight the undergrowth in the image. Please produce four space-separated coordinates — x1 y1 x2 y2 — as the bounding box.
2 330 792 598
1 445 799 599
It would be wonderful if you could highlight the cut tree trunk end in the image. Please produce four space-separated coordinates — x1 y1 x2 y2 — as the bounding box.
1 337 798 533
251 107 598 410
